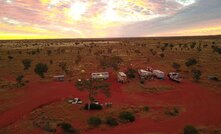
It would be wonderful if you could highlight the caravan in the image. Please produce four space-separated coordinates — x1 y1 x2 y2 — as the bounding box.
117 72 127 83
91 72 109 80
153 70 165 79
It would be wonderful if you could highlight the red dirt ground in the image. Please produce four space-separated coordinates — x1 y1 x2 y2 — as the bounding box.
0 73 221 133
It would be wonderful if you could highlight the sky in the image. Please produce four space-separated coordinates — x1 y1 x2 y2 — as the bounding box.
0 0 221 39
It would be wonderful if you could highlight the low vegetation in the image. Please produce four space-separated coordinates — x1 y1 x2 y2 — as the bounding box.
164 107 179 116
126 68 136 79
88 116 102 127
119 111 135 123
76 79 110 110
100 55 123 70
57 122 77 134
143 106 150 112
34 63 48 78
172 62 181 71
105 116 118 127
185 58 197 67
183 125 199 134
191 69 202 81
22 59 32 70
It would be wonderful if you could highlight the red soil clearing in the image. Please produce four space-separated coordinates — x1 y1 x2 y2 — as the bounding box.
83 80 221 134
0 75 221 134
0 81 88 129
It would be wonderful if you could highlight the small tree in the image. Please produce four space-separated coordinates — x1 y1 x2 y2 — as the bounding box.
160 53 165 58
183 125 198 134
59 62 67 72
76 79 110 110
185 58 197 67
22 59 32 70
191 69 201 81
16 75 24 83
100 56 123 70
105 116 118 126
75 54 82 64
88 116 102 127
119 111 135 123
57 122 77 133
8 56 13 60
34 63 48 78
172 62 181 71
125 68 136 79
49 60 53 64
143 106 150 112
47 50 52 56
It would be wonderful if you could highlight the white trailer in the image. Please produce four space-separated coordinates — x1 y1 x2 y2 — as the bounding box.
138 69 153 78
91 72 109 80
53 75 65 81
117 72 127 83
153 70 164 79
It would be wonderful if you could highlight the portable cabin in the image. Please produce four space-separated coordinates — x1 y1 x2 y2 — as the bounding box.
153 70 164 79
138 69 153 79
91 72 109 80
117 72 127 83
53 75 65 81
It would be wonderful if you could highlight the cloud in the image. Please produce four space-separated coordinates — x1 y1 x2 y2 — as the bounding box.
114 0 221 37
0 0 220 39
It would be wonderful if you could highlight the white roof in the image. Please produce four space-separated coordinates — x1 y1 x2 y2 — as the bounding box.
118 72 126 76
153 70 164 73
53 75 65 78
91 72 109 75
139 69 148 73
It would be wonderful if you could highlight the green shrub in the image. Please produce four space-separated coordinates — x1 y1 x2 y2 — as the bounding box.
126 68 136 79
119 111 135 122
105 116 118 126
88 116 102 127
191 69 201 81
143 106 150 112
57 122 77 133
100 56 123 70
49 60 53 64
160 53 165 58
165 107 179 116
34 63 48 78
183 125 198 134
16 75 24 83
8 56 13 60
172 62 181 71
22 59 32 70
185 58 197 67
43 122 56 132
47 50 52 56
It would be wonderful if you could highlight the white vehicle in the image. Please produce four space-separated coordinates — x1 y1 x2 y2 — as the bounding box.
53 75 65 81
138 69 153 78
92 100 99 105
168 72 181 82
91 72 109 80
117 72 127 83
153 70 165 79
68 98 83 104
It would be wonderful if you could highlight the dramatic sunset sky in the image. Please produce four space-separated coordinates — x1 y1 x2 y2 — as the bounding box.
0 0 221 39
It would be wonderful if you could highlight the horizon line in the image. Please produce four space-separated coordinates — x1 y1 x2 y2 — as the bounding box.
0 34 220 41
